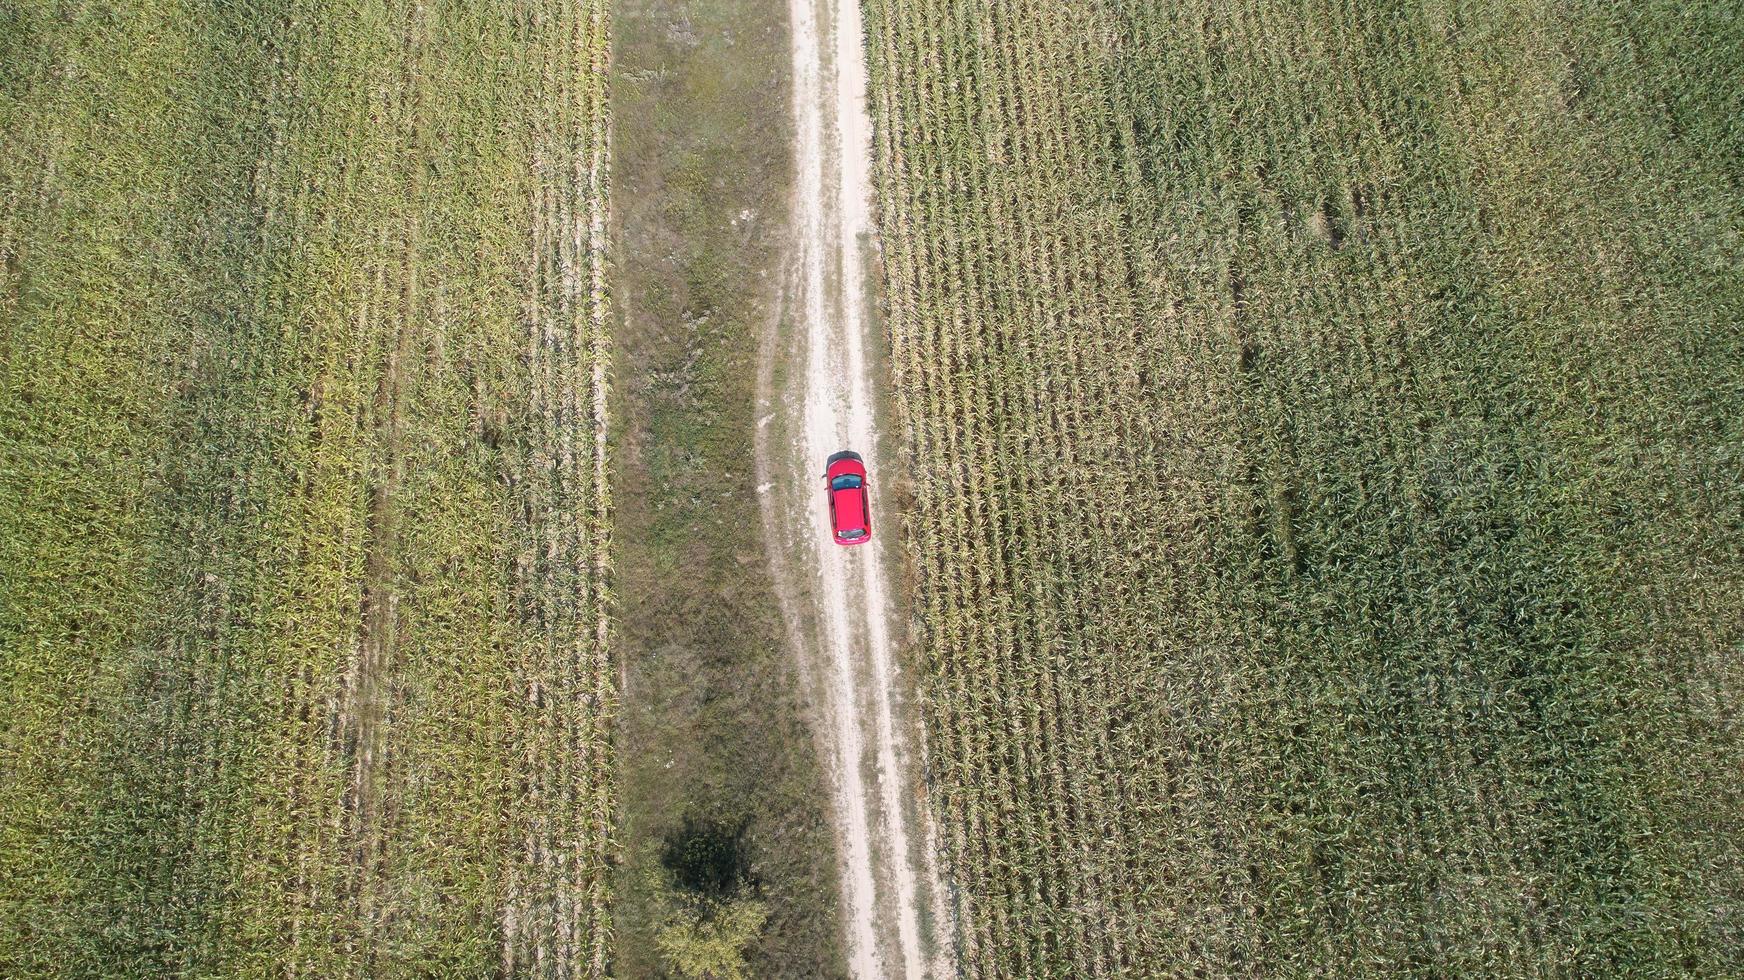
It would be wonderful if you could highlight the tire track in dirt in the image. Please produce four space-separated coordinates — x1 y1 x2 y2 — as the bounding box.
765 0 955 976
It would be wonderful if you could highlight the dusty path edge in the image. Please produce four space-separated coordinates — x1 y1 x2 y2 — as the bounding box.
759 0 957 976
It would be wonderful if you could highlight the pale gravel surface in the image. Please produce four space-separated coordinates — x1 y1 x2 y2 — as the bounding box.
779 0 954 976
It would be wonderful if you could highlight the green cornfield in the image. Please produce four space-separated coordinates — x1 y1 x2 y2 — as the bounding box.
1 1 612 975
864 0 1744 976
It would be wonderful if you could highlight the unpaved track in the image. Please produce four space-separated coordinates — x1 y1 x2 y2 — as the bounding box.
773 0 954 976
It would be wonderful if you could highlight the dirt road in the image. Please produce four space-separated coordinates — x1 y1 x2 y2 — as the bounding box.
758 0 954 976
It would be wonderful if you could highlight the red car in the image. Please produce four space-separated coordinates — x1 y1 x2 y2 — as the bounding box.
825 450 872 546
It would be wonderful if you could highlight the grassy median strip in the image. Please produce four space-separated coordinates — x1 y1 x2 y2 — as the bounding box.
1 2 612 975
865 0 1744 974
609 0 847 977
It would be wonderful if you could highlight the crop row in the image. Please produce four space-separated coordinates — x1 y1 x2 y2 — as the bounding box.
864 0 1744 976
0 2 614 976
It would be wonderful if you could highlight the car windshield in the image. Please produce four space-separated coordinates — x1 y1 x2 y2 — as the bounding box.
839 528 865 539
831 474 862 491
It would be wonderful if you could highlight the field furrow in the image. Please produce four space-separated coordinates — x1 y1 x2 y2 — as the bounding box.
1 3 614 975
865 0 1744 975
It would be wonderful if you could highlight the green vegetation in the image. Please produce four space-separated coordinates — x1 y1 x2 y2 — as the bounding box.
654 900 770 980
1 1 611 975
864 0 1744 975
610 0 845 977
647 817 769 980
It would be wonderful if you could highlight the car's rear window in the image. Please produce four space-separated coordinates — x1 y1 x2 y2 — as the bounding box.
831 475 862 491
839 528 865 539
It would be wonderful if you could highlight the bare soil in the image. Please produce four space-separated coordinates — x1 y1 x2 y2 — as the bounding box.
757 1 955 976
